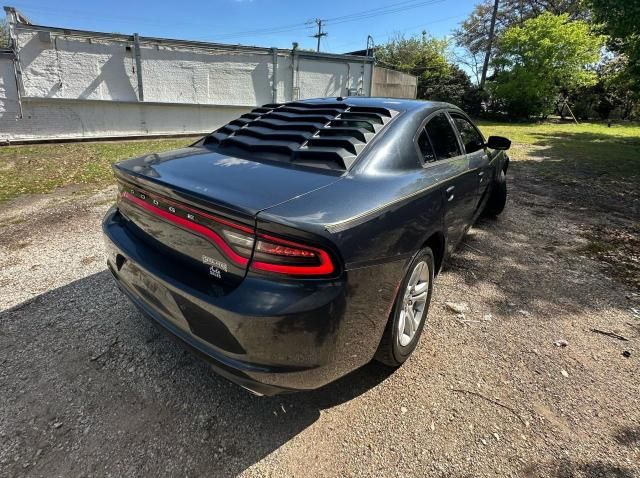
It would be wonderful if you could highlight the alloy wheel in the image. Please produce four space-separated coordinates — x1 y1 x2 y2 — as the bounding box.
397 260 430 347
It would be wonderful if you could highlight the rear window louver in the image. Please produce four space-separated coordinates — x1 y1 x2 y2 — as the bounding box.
203 101 398 170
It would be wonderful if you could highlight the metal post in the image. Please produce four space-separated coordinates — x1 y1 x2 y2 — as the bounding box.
368 59 374 97
3 6 24 118
271 47 278 103
290 42 298 102
133 33 144 101
366 36 375 97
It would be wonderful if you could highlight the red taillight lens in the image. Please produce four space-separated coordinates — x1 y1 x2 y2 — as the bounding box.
255 241 315 258
250 234 335 276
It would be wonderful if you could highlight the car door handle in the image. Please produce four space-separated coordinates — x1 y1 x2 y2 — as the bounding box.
445 185 455 202
478 171 484 183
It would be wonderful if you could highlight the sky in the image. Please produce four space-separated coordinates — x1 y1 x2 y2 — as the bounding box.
6 0 478 54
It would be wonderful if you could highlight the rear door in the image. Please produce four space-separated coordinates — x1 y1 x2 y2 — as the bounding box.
417 112 478 252
449 113 492 214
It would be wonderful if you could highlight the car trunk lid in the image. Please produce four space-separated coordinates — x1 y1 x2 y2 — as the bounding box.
113 146 341 289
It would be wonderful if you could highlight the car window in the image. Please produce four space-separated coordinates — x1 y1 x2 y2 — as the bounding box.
417 129 436 163
424 113 462 161
451 114 485 154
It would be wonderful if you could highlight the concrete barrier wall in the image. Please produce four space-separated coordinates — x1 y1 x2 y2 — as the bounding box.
371 66 417 99
1 18 373 143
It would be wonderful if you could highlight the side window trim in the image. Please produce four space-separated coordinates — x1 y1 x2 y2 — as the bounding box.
417 127 437 164
412 109 465 168
444 110 467 155
447 110 486 154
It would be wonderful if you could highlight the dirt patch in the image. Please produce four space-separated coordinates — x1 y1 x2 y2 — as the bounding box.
578 225 640 290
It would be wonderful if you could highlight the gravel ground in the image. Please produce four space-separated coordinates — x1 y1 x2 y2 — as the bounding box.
0 166 638 478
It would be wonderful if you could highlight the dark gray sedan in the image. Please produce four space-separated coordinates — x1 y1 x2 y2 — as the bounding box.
103 97 511 395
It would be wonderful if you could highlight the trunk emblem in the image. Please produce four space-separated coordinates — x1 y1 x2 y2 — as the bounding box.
202 255 228 272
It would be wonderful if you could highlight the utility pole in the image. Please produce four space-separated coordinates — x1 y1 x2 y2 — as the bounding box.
312 18 327 52
480 0 499 89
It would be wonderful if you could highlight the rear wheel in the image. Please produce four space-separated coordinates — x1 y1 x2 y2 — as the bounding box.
483 169 507 217
375 248 434 367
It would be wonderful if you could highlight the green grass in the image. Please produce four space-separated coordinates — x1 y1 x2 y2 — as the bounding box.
478 120 640 181
1 120 639 203
0 137 199 203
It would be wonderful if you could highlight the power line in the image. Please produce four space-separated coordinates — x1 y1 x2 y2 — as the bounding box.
331 14 465 50
12 0 453 47
325 0 441 23
212 0 448 41
326 0 446 26
205 0 449 41
306 0 450 52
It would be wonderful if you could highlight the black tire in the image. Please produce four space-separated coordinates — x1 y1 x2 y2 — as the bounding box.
375 248 434 367
483 169 507 217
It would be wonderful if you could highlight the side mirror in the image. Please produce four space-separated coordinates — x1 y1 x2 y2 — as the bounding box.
486 136 511 150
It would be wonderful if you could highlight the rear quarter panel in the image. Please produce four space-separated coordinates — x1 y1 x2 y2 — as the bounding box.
255 170 444 269
253 169 445 370
252 108 451 370
255 106 448 269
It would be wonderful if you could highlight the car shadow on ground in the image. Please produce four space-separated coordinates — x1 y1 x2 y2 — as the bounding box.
523 459 636 478
511 131 640 219
438 159 637 324
0 270 393 476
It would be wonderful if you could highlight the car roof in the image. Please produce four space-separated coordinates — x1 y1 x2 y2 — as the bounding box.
299 96 454 114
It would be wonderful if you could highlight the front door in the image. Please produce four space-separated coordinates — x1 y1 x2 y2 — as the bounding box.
418 112 478 253
449 112 492 216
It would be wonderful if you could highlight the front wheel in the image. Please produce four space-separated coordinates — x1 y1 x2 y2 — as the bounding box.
482 169 507 217
375 248 434 367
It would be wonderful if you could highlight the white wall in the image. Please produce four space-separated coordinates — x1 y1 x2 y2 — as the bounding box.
0 21 374 143
0 98 250 141
15 30 287 106
295 57 371 99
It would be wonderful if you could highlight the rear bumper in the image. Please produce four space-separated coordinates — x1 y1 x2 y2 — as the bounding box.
103 207 405 394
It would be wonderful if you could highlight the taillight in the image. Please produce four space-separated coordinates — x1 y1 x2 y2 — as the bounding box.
251 233 335 276
121 185 336 277
223 228 335 276
222 229 255 257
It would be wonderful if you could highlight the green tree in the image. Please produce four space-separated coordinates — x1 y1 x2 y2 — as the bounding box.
376 32 473 105
491 13 604 118
571 54 639 120
454 0 588 82
587 0 640 93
